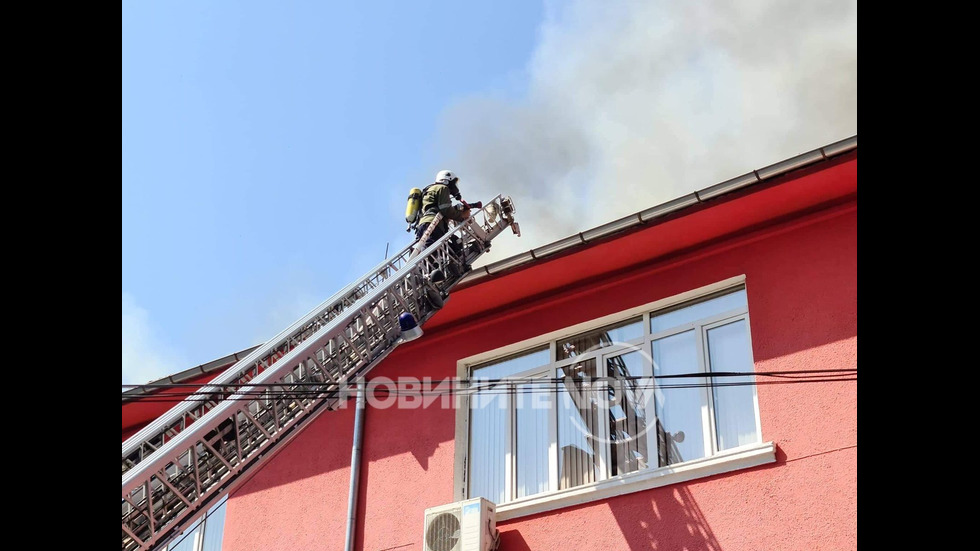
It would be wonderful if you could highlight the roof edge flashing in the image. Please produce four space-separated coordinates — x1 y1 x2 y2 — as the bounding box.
531 233 587 259
640 193 700 221
122 346 261 401
696 173 760 202
485 251 537 275
458 266 491 286
756 150 825 181
581 213 643 242
822 135 857 157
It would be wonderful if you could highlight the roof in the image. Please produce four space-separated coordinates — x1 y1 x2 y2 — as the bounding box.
121 346 260 403
421 134 857 337
457 134 857 287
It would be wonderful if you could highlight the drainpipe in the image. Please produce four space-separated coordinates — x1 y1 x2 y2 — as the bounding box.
345 380 366 551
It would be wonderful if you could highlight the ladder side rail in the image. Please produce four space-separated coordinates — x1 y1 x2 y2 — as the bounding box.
125 192 512 467
124 194 513 494
122 281 408 548
122 254 442 550
125 334 410 551
123 262 419 493
123 237 423 465
122 196 516 550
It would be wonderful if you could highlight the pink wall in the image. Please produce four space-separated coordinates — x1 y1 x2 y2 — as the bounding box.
223 177 857 549
489 204 857 551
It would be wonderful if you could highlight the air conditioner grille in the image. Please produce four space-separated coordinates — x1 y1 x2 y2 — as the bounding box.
426 511 461 551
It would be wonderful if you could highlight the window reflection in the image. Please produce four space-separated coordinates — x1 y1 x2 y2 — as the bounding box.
651 290 747 333
558 358 600 488
606 351 649 476
466 285 759 505
558 318 643 360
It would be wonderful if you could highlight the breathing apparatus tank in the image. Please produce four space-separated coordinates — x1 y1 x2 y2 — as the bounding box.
405 187 423 228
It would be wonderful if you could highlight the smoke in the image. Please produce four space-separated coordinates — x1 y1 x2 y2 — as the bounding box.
437 0 857 263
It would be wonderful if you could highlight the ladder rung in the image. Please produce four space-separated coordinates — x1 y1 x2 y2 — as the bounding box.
122 196 518 551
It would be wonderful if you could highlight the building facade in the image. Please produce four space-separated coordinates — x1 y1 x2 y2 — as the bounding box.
124 137 857 550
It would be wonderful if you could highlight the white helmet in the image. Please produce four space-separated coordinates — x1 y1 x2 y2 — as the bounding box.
435 170 458 184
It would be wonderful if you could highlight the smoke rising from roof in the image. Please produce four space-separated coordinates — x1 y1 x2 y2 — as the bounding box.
437 0 857 263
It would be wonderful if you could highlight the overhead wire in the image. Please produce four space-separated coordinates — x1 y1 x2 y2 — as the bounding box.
122 369 857 403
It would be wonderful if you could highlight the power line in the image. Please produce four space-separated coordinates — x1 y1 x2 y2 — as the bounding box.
123 370 856 403
123 368 855 389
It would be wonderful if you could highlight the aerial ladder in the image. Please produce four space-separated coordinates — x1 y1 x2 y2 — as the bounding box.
122 196 520 551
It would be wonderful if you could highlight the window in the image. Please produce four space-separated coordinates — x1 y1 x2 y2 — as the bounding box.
163 497 227 551
650 288 758 466
458 279 771 517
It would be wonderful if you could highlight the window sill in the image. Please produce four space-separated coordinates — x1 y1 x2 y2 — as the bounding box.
494 441 776 522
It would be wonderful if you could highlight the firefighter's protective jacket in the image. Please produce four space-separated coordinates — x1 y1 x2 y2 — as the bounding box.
418 183 466 230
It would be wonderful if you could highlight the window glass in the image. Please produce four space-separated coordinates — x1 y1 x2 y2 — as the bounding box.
652 330 705 466
557 358 601 488
516 380 551 498
707 320 760 450
558 318 643 360
473 347 550 379
164 517 202 551
465 286 759 505
200 499 227 551
606 351 650 476
650 289 747 333
468 390 509 503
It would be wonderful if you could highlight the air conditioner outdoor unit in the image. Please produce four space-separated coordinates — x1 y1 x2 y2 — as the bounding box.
423 497 499 551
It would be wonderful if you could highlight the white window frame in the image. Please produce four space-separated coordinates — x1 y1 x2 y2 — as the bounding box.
700 314 765 454
163 495 227 551
599 343 654 478
454 275 776 521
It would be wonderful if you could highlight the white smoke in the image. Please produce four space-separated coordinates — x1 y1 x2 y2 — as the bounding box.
437 0 857 263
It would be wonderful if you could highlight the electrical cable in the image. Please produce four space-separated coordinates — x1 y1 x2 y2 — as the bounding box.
122 369 856 403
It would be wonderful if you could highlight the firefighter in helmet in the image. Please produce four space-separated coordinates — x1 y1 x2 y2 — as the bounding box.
414 170 471 248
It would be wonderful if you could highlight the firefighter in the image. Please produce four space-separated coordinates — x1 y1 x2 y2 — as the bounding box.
414 170 472 249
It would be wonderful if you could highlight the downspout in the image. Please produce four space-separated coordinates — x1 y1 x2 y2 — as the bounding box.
345 381 367 551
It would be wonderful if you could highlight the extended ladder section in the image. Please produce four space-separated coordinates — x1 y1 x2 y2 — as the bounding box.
122 196 519 551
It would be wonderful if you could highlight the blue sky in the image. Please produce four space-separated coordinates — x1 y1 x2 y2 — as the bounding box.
122 0 857 387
